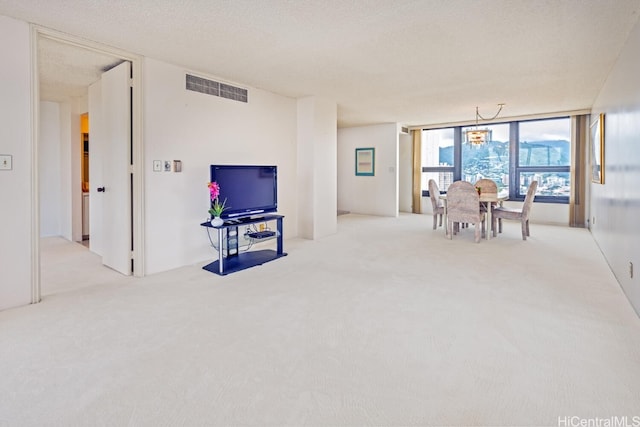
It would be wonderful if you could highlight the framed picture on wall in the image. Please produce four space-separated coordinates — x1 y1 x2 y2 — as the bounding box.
590 113 605 184
355 147 375 176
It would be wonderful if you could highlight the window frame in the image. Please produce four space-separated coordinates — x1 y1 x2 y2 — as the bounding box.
512 117 570 203
421 127 460 197
422 117 571 204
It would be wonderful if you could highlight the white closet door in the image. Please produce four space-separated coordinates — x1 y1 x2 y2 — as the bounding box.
99 61 132 275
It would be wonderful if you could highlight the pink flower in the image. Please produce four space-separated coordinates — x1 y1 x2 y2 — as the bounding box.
208 182 220 200
207 182 227 218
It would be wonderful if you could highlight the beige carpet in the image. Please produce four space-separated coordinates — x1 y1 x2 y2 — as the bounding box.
2 213 640 426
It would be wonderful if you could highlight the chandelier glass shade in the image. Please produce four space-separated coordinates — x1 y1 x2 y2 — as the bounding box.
465 104 505 145
466 129 490 145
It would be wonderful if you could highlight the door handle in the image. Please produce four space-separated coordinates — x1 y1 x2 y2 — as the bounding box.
97 187 105 192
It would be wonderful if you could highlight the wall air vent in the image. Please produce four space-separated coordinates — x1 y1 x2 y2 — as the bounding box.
220 83 248 102
401 126 409 134
186 74 248 103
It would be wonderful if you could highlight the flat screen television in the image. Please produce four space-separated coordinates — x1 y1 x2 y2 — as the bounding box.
210 165 278 219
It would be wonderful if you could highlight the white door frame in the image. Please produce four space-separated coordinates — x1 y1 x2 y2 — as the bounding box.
30 25 145 302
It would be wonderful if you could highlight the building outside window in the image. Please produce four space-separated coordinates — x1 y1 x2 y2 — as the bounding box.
421 128 454 193
422 116 571 203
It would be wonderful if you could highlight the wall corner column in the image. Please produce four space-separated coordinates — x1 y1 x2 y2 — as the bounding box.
296 96 337 239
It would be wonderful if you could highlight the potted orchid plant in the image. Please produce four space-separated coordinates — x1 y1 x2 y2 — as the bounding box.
208 181 227 226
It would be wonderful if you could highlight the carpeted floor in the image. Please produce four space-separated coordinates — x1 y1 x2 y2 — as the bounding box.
1 213 640 426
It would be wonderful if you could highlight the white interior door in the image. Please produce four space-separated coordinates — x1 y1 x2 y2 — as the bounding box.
88 81 104 256
99 61 132 275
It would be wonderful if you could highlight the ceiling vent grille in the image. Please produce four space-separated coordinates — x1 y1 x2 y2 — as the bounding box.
186 74 248 103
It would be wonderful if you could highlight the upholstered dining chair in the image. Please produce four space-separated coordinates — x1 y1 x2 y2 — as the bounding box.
492 180 538 240
445 181 485 243
474 178 499 232
428 179 444 229
474 178 498 197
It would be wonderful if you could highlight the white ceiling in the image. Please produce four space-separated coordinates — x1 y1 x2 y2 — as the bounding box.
2 0 640 128
37 37 124 102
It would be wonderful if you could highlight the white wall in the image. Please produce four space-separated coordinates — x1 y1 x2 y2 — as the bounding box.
142 58 298 275
39 101 62 237
337 123 399 216
69 98 85 243
297 96 337 239
590 18 640 314
422 194 569 225
398 132 412 212
419 191 570 224
59 102 73 241
38 100 85 242
495 200 569 225
0 16 33 310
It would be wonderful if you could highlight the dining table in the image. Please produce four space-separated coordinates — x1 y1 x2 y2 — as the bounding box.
439 192 508 240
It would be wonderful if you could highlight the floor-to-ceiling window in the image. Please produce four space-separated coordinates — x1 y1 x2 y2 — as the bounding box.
421 127 455 193
515 118 571 201
422 116 571 203
461 123 510 194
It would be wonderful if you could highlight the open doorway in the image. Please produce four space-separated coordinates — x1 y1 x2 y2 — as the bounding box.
81 113 89 247
35 28 144 299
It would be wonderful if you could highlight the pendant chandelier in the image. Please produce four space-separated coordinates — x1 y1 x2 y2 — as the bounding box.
465 103 505 145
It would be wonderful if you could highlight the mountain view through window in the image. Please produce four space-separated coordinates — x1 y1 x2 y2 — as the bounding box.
422 117 571 201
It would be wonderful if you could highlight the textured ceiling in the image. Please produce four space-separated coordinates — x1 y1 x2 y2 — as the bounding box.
37 37 124 101
2 0 640 127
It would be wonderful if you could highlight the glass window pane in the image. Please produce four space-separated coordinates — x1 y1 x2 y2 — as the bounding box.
519 118 570 166
421 128 455 192
422 128 454 167
423 171 454 193
520 172 570 197
461 123 510 194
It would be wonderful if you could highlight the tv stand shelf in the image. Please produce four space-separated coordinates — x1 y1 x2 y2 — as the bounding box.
200 214 286 275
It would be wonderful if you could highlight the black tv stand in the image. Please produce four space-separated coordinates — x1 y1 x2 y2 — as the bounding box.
200 214 286 275
225 216 258 225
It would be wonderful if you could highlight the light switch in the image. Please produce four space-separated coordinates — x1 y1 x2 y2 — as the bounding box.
153 160 162 172
0 155 12 171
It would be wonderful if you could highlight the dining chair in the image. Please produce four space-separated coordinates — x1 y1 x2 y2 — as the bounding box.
428 179 444 229
474 178 498 197
474 178 499 232
445 181 485 243
492 180 538 240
